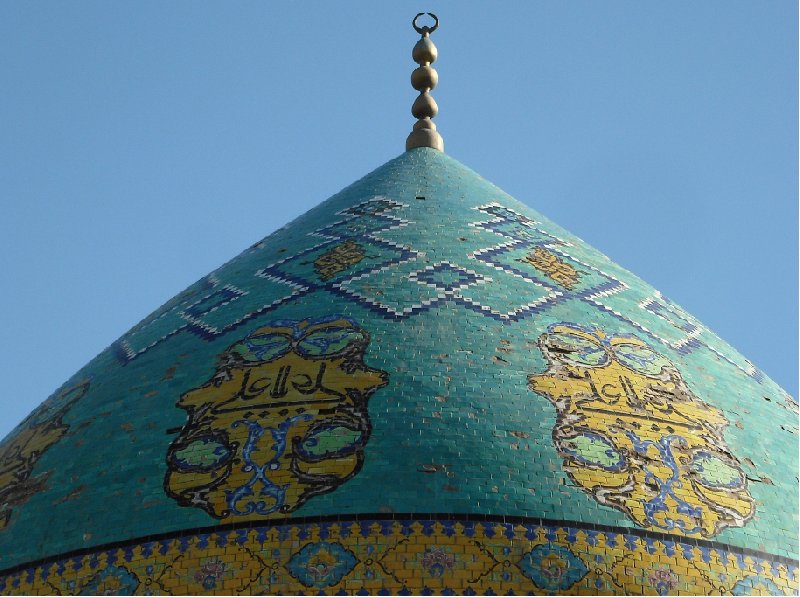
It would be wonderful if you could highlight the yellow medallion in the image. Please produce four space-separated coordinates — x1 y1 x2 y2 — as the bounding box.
0 380 89 529
528 323 754 537
165 316 387 521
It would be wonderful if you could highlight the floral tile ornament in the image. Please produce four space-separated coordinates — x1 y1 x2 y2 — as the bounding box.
157 543 266 595
420 546 457 577
77 565 140 595
0 517 797 594
286 541 358 588
516 543 589 592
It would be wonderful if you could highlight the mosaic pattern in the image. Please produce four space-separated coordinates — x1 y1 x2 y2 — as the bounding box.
114 272 312 362
286 541 358 588
107 171 767 384
468 203 629 321
0 148 796 594
165 316 388 520
1 516 797 595
114 197 417 364
313 240 367 281
529 323 754 537
522 247 582 290
0 380 90 529
517 543 589 591
591 287 765 382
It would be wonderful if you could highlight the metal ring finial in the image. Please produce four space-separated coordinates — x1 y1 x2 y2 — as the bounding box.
406 13 443 152
412 12 439 35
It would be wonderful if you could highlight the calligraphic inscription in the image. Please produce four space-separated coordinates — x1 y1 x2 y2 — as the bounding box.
528 323 754 537
314 240 366 281
165 316 388 521
0 380 90 529
520 247 580 290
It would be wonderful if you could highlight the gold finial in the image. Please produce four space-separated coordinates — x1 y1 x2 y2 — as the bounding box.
406 12 444 152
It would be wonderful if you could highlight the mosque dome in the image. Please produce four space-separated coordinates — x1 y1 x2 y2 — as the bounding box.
1 14 797 597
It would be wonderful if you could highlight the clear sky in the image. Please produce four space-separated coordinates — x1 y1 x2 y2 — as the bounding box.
0 1 796 439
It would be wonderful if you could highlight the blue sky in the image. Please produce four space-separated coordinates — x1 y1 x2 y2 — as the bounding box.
0 1 796 438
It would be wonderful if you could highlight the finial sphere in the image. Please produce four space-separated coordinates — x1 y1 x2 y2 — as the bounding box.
412 37 438 65
412 12 439 35
411 66 438 91
412 93 438 119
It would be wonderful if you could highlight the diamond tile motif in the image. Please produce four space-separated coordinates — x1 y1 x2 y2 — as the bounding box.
590 288 762 381
313 213 407 241
311 199 409 241
157 543 267 594
182 284 246 321
115 197 413 362
340 196 405 217
589 284 701 347
409 261 487 294
116 307 189 362
115 273 309 361
471 205 562 245
182 274 308 338
457 269 559 321
472 240 618 295
477 203 537 226
114 278 215 360
332 259 445 319
484 219 564 244
468 203 627 323
330 201 628 325
334 261 494 320
639 292 703 349
377 530 499 589
257 196 422 318
703 335 764 382
77 565 140 595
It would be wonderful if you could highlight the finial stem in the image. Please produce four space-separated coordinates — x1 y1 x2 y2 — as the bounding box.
406 13 444 152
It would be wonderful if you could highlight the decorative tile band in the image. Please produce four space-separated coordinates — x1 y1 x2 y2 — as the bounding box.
1 515 796 595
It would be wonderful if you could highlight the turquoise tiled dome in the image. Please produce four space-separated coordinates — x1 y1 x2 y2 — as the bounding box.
0 148 796 595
